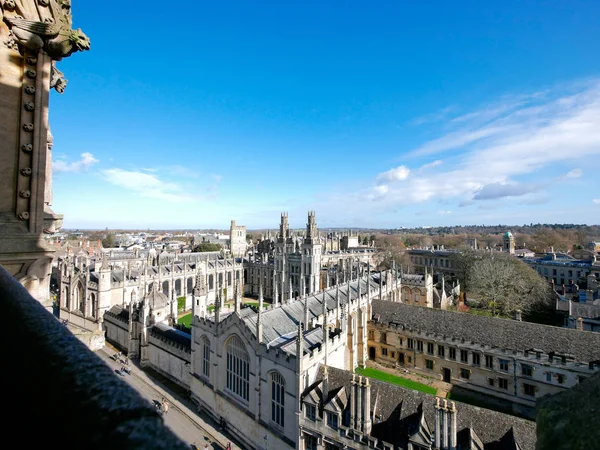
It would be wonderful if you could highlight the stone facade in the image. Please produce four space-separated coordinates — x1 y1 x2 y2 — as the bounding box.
0 0 89 306
367 300 600 419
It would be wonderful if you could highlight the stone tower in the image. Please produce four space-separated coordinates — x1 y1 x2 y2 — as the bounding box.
274 212 292 301
301 211 322 294
229 220 247 258
0 1 90 307
503 231 515 255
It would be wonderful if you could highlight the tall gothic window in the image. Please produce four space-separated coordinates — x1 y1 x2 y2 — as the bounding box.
271 372 285 427
202 336 210 379
226 335 249 402
209 274 214 290
76 282 84 313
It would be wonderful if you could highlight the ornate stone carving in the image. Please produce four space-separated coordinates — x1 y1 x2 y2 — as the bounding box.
19 189 31 198
50 61 66 93
3 0 16 11
24 85 35 94
20 167 32 176
2 1 90 60
21 143 32 152
26 55 37 64
24 101 34 111
23 123 33 131
25 68 36 78
18 212 30 220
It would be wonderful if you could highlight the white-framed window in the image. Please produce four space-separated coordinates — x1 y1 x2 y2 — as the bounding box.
202 336 210 378
225 335 249 402
271 372 285 427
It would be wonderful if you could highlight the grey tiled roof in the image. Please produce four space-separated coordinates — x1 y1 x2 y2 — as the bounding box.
314 365 536 450
569 301 600 320
242 277 379 354
371 300 600 362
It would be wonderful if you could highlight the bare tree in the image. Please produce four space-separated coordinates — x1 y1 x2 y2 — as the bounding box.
374 234 412 271
466 251 553 317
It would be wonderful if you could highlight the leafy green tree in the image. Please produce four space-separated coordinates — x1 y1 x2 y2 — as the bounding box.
193 242 222 252
102 233 115 248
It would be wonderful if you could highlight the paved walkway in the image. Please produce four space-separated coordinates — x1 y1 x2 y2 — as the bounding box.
102 343 243 450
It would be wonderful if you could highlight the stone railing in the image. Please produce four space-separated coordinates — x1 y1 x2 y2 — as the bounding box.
0 264 189 449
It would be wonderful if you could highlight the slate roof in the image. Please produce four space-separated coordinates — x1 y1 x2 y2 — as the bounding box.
312 365 536 450
150 322 191 349
241 276 379 355
569 301 600 320
371 300 600 362
144 289 169 309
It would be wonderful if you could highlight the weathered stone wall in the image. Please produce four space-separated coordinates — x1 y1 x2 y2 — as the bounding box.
0 0 89 306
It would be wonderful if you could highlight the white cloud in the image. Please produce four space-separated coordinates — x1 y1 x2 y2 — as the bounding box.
362 78 600 208
593 199 600 205
53 152 99 173
419 160 442 170
472 182 540 201
102 168 195 203
376 165 410 183
437 210 452 215
374 185 388 195
558 168 583 180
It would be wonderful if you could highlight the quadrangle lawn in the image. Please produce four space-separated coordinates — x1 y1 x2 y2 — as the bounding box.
355 367 438 395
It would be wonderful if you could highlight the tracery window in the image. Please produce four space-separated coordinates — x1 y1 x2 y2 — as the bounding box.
226 335 249 402
271 372 285 427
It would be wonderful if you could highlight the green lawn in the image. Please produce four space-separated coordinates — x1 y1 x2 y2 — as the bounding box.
243 301 267 309
355 367 438 395
178 313 192 327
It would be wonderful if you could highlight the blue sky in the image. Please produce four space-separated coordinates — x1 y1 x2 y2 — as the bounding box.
50 1 600 230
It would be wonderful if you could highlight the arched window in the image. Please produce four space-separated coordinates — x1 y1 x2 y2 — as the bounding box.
218 273 223 287
162 280 169 296
225 335 249 402
209 274 214 290
175 279 182 296
227 272 232 286
187 277 193 293
76 282 84 313
202 336 210 379
271 372 285 427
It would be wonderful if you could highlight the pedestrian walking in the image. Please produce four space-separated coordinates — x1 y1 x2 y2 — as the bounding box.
162 399 169 415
